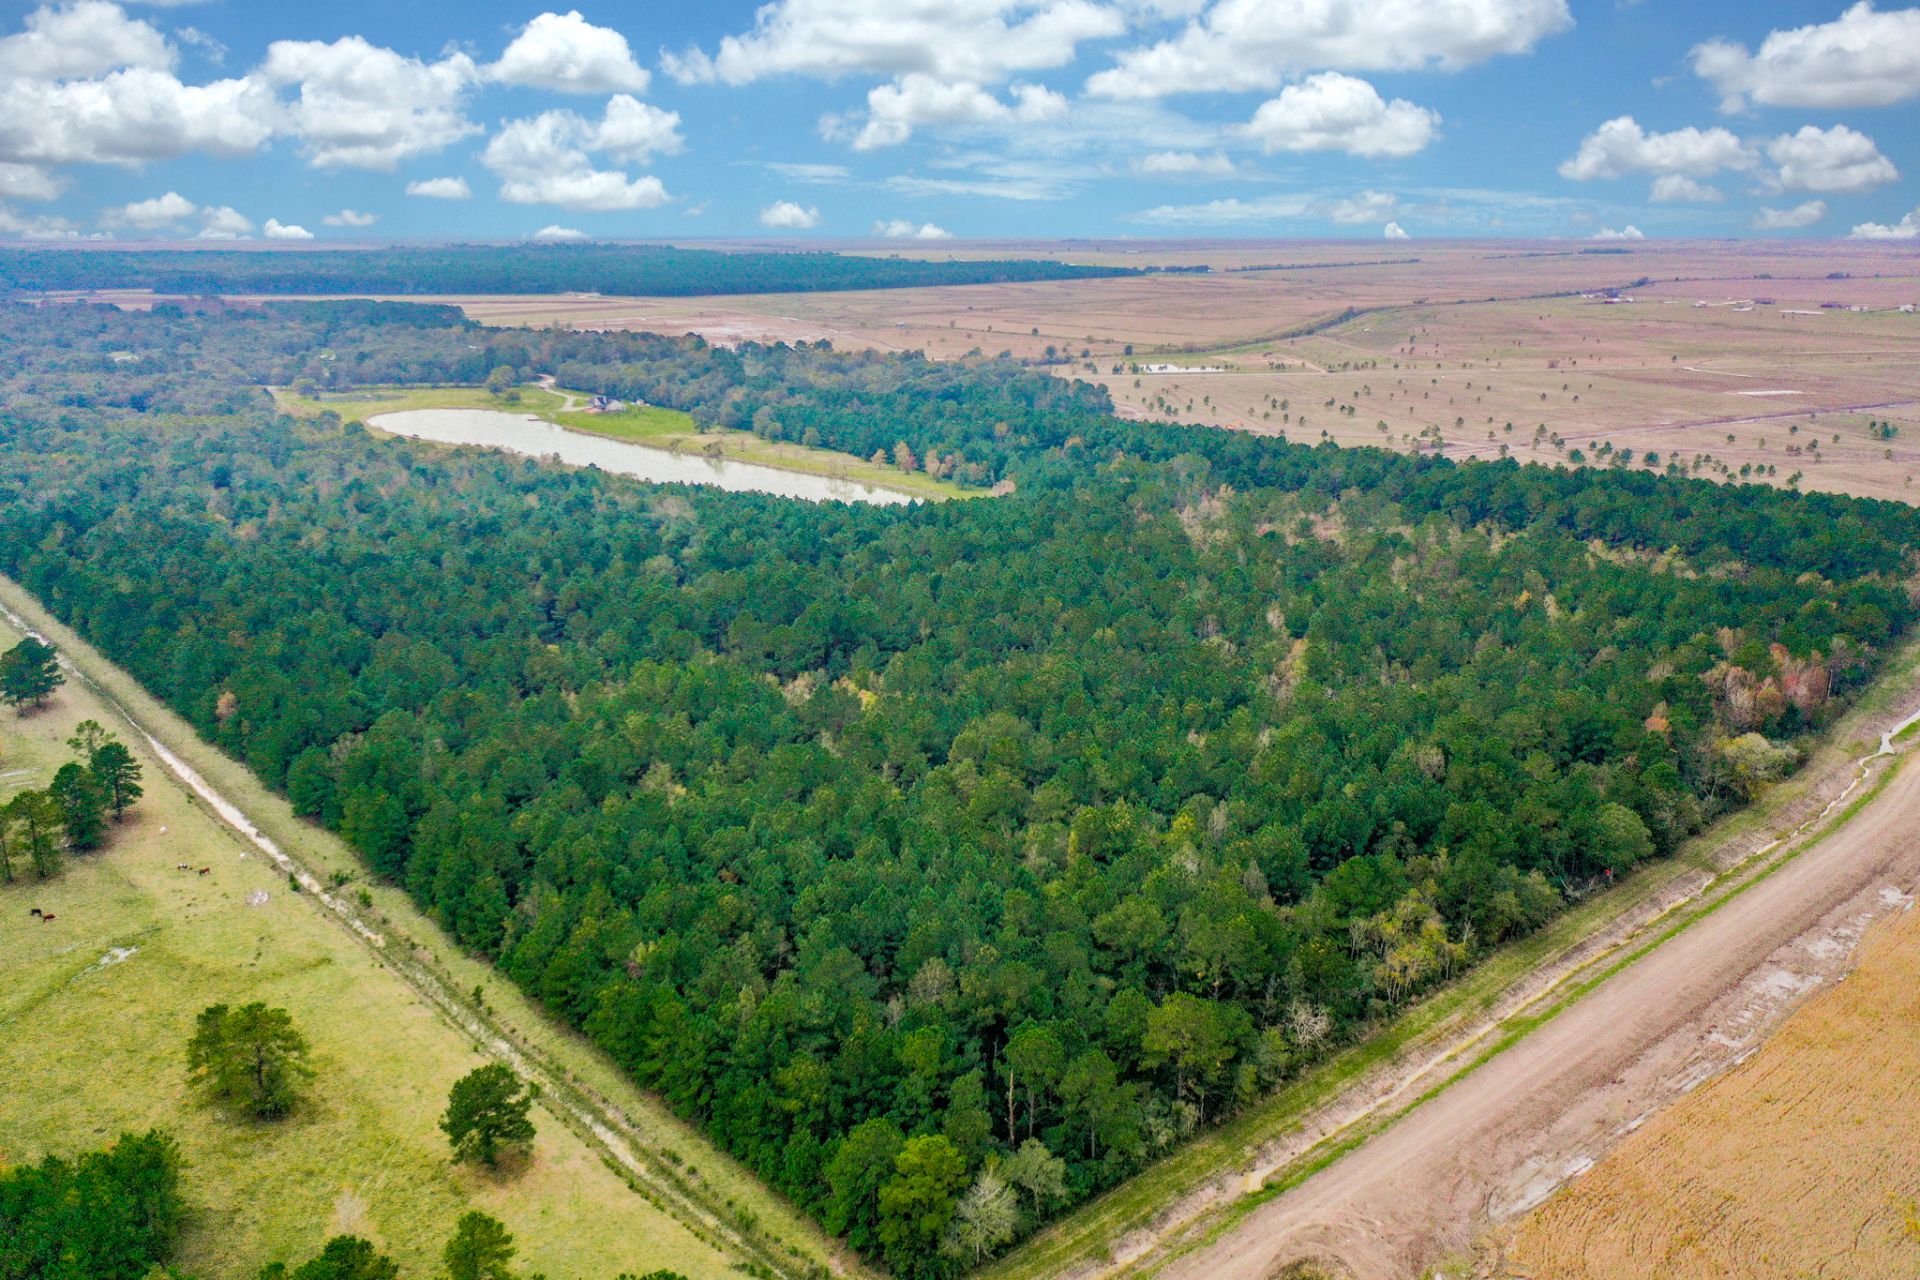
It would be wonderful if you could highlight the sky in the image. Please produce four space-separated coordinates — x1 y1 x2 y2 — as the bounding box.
1 0 1918 244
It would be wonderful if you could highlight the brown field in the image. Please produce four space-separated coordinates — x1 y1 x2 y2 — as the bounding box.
1505 891 1920 1280
58 239 1920 503
457 240 1920 506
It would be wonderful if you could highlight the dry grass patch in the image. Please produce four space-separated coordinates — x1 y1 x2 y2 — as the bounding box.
1507 890 1920 1279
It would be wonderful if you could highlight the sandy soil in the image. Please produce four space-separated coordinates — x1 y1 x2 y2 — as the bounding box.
1505 893 1920 1279
1145 703 1920 1280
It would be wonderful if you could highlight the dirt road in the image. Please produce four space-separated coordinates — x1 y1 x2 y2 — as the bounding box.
1158 720 1920 1280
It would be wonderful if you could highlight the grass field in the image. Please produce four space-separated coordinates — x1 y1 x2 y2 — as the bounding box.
273 382 968 502
1507 876 1920 1279
0 594 862 1280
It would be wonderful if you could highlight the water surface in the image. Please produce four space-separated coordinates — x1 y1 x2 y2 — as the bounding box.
368 408 914 505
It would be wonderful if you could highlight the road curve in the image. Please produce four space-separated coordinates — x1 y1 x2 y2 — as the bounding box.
1162 721 1920 1280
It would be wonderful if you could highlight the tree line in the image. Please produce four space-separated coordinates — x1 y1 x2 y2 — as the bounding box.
0 245 1131 300
0 300 1915 1275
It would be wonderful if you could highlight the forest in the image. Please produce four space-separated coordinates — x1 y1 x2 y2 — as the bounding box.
1 298 1916 1277
0 245 1130 299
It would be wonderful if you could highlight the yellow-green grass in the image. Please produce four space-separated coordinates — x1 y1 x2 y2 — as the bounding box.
274 383 970 502
985 639 1920 1280
0 584 866 1280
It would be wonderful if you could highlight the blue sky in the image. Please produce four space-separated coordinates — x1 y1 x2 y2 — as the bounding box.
1 0 1917 243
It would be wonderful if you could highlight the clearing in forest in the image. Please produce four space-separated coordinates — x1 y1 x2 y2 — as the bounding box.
272 381 969 501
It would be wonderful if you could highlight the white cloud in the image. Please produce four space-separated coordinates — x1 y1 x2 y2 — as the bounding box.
1134 150 1234 176
530 224 588 241
1764 124 1897 194
759 200 821 228
1588 224 1645 241
1326 189 1398 224
1693 2 1920 112
488 10 649 94
263 217 313 240
0 68 277 166
173 26 225 65
106 189 196 227
884 171 1075 201
0 162 61 201
1242 73 1438 158
0 1 173 80
321 208 378 227
0 204 79 239
481 98 678 210
197 205 252 239
1849 207 1918 239
1089 0 1573 98
1558 116 1753 182
834 74 1068 149
499 167 668 211
875 218 952 238
1650 174 1721 203
1136 189 1410 227
766 161 852 183
595 93 683 163
666 0 1126 86
405 175 471 199
1134 193 1315 224
261 36 478 170
1753 200 1826 230
1383 220 1410 239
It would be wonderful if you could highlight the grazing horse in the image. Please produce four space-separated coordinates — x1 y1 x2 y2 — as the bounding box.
39 912 55 922
197 867 211 875
29 907 43 918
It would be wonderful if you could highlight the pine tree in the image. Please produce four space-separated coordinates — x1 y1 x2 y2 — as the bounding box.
440 1064 536 1167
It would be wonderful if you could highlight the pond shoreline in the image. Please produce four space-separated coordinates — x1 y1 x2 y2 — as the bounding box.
366 407 916 505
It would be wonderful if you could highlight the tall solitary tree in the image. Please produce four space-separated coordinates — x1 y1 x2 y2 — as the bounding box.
444 1212 516 1280
258 1235 399 1280
0 637 63 710
50 761 108 851
440 1063 535 1167
5 788 64 879
70 720 143 820
187 1002 314 1119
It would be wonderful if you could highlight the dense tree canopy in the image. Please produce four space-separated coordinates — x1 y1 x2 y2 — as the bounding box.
0 1130 185 1280
0 299 1915 1275
0 245 1131 299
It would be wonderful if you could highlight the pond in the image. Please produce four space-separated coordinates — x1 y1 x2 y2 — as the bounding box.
366 408 915 505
